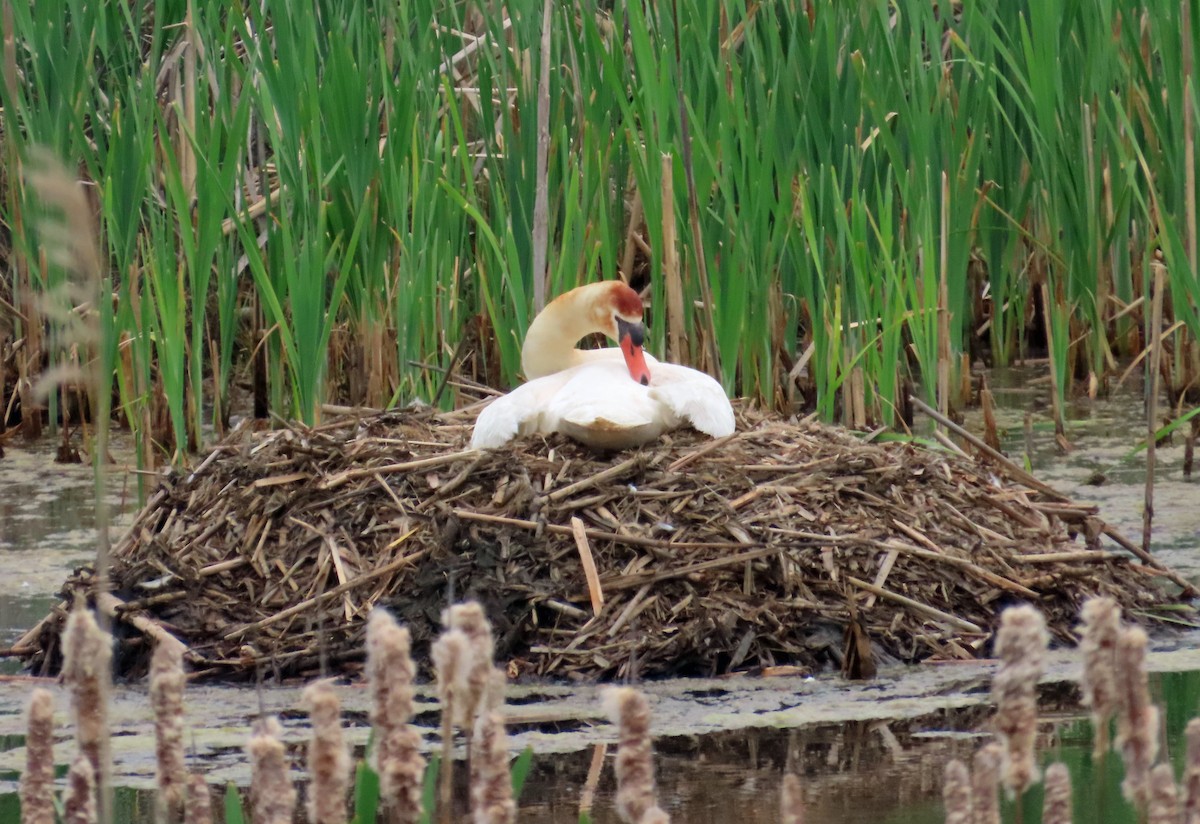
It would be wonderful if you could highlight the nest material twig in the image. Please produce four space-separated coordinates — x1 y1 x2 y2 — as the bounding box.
18 404 1190 681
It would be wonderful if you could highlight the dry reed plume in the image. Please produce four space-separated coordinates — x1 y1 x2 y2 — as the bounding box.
941 759 973 824
61 606 112 818
20 688 56 824
991 604 1048 797
779 773 804 824
970 742 1002 824
605 687 670 824
150 636 188 818
471 710 516 824
1078 596 1122 756
1115 625 1159 807
247 716 297 824
1185 718 1200 823
1041 763 1072 824
1149 762 1181 824
63 753 97 824
366 609 426 823
432 626 471 819
445 601 496 729
184 773 213 824
303 680 351 824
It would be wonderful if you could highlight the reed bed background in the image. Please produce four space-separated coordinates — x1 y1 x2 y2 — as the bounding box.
2 0 1200 470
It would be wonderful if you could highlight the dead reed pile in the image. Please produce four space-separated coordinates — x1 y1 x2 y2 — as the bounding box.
14 404 1190 681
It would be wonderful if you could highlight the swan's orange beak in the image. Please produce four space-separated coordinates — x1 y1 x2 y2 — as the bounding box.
616 318 651 386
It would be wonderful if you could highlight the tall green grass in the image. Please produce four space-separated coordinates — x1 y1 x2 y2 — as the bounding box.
2 0 1199 468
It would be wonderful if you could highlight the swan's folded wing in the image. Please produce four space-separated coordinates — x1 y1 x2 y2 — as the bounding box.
648 365 736 437
470 380 554 448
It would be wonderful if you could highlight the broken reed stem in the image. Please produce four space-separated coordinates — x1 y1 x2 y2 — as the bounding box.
605 687 670 824
62 606 112 823
942 759 973 824
150 637 188 819
1078 597 1122 758
471 710 515 824
991 604 1048 799
64 753 98 824
20 688 56 824
971 742 1002 824
1144 262 1165 555
247 716 296 824
183 774 213 824
1041 763 1072 824
303 680 350 824
432 628 471 824
366 609 426 823
1116 625 1159 809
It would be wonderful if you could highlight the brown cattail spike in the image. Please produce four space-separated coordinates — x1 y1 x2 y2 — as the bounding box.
604 687 670 824
63 753 97 824
61 607 112 817
1041 763 1072 824
971 742 1003 824
991 604 1048 798
151 636 188 818
1149 762 1181 824
20 688 56 824
247 716 296 824
471 710 516 824
304 680 351 824
184 774 214 824
1183 718 1200 824
444 602 496 730
1078 597 1122 757
366 610 426 824
780 773 804 824
1115 625 1159 808
942 759 973 824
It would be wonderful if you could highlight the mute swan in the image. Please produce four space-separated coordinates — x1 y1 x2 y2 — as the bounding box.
471 281 736 450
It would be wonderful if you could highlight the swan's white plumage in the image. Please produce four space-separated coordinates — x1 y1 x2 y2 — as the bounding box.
470 282 736 450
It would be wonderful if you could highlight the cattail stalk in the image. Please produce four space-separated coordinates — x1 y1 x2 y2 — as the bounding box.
1184 718 1200 824
247 716 296 824
184 774 213 824
63 753 98 824
604 687 670 824
1115 626 1159 808
432 628 471 824
1042 763 1072 824
62 606 112 821
1149 762 1181 824
366 610 426 824
780 773 804 824
471 711 515 824
20 688 56 824
943 759 973 824
971 742 1003 824
304 681 350 824
151 637 188 820
991 604 1048 798
1078 597 1122 757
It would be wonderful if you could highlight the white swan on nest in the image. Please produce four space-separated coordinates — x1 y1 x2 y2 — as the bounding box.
470 281 735 450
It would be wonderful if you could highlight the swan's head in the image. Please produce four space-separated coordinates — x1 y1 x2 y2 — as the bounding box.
587 282 651 386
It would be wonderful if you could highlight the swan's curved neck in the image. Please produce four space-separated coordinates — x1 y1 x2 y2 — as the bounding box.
521 294 593 379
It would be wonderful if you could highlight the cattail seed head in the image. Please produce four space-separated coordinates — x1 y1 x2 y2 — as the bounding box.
366 609 426 824
63 752 97 824
1149 762 1181 824
780 772 804 824
991 604 1048 797
303 680 350 824
471 710 516 824
444 602 495 729
20 688 56 824
942 759 973 824
971 742 1003 824
1078 597 1122 757
604 687 670 824
1183 719 1200 824
1041 763 1072 824
151 636 188 816
1115 625 1159 808
184 774 214 824
247 716 296 824
432 628 472 729
62 607 112 808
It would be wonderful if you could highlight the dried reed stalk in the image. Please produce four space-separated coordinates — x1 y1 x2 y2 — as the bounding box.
1150 763 1181 824
604 687 670 824
20 688 56 824
247 716 296 824
62 606 112 819
992 604 1048 797
779 772 804 824
151 636 188 819
1042 763 1072 824
184 774 213 824
63 752 98 824
470 710 515 824
942 759 973 824
1115 625 1159 808
366 609 426 823
303 680 350 824
971 742 1002 824
1184 718 1200 824
1078 597 1121 757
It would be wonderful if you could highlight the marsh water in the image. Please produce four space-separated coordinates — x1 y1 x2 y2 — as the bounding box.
0 367 1196 822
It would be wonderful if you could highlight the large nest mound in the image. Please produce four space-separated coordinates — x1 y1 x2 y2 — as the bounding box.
16 404 1192 681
